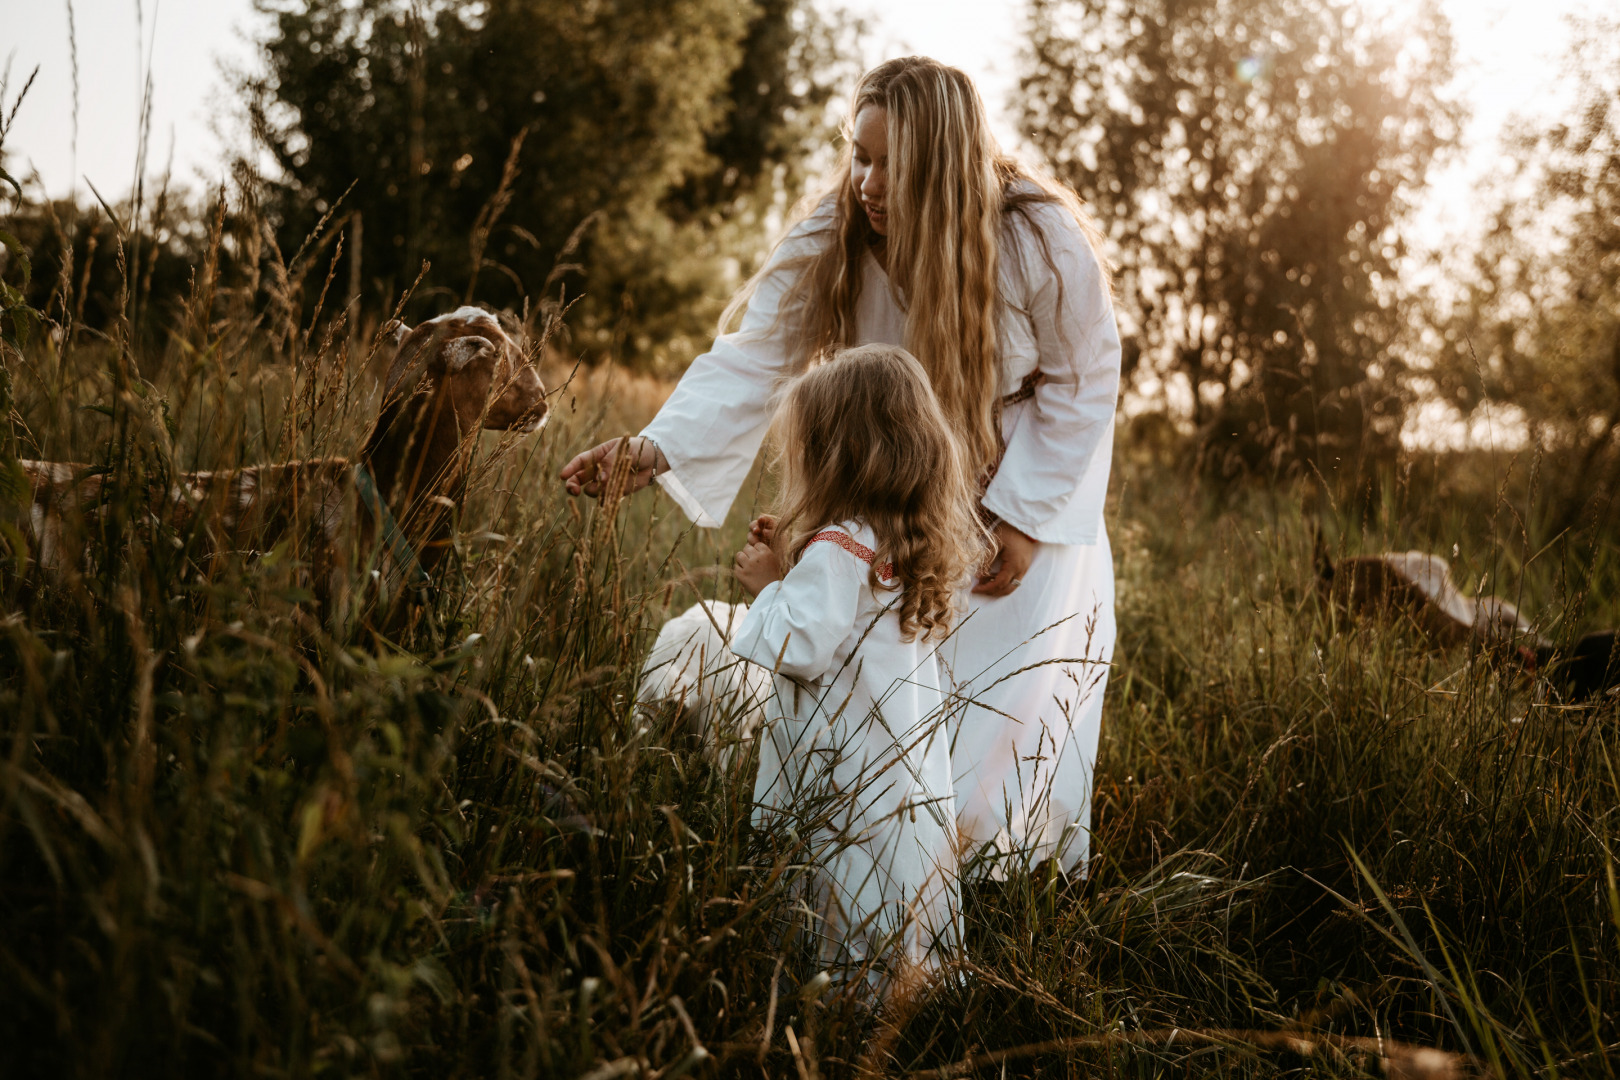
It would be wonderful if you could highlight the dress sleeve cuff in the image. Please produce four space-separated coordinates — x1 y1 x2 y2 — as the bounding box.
978 488 1045 543
642 435 721 528
731 581 785 668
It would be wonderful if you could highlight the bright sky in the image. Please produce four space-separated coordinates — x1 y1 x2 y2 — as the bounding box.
0 0 1607 249
3 0 255 201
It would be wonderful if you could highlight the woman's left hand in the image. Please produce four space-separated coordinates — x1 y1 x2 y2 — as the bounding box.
973 521 1036 597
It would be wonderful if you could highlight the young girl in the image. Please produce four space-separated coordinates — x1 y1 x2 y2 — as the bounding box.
729 344 987 986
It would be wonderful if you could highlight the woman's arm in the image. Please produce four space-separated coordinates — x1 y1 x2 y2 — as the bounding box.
560 208 833 524
980 203 1122 545
730 539 862 682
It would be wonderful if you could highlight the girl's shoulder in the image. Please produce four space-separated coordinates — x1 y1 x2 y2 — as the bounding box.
801 521 894 584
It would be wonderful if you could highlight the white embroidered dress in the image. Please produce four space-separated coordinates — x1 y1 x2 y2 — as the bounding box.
730 522 959 974
645 195 1121 876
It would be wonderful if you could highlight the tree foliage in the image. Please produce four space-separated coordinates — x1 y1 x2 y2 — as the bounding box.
1438 21 1620 531
1021 0 1458 478
244 0 848 370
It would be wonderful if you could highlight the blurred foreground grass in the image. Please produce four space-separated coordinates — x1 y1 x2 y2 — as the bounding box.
5 249 1620 1079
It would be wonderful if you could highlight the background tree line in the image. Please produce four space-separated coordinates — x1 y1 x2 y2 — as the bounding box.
9 0 851 374
1435 20 1620 535
1022 0 1617 522
240 0 852 373
5 0 1617 517
1022 0 1459 482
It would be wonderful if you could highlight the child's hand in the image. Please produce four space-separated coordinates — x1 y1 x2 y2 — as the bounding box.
747 515 778 545
734 540 783 597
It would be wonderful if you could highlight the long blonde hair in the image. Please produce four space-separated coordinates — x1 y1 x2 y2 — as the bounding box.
771 344 988 642
724 56 1110 478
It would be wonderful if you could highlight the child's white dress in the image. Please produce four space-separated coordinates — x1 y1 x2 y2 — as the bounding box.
730 521 960 979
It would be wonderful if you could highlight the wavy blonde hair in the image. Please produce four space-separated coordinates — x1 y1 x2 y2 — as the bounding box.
770 344 989 642
723 56 1110 478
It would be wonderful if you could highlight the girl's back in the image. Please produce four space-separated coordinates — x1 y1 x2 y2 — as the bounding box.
731 518 958 983
725 344 986 990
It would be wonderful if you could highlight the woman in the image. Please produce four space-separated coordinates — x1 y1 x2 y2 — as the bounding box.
562 57 1121 878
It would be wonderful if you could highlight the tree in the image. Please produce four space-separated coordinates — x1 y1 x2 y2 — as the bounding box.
1020 0 1458 478
1436 21 1620 532
243 0 847 370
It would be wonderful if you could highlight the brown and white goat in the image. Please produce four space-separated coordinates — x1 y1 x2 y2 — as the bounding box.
20 306 546 609
1317 549 1533 650
1316 548 1620 699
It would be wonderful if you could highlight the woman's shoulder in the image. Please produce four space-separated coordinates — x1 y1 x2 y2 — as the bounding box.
742 196 838 281
776 193 841 252
999 185 1107 294
1002 187 1093 254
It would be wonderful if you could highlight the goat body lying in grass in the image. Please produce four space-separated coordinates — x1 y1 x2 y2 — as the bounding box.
18 306 547 612
1319 550 1532 648
1319 547 1620 699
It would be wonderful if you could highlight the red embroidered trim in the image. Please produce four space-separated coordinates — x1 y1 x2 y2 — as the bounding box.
807 529 895 583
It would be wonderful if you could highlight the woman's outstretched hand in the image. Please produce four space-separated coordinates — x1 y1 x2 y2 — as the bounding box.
560 436 669 498
974 521 1036 597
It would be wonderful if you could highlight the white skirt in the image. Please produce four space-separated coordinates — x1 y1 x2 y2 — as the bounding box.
943 530 1116 877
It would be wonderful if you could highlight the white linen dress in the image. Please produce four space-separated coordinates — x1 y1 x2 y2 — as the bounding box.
730 521 959 976
643 194 1122 876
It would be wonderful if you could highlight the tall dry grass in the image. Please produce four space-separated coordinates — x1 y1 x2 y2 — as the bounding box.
6 140 1620 1080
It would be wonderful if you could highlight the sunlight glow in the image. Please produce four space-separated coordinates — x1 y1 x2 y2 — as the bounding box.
1235 55 1268 84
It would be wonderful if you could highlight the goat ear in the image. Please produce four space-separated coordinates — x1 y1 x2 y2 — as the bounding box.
377 327 430 403
376 321 422 398
443 336 496 373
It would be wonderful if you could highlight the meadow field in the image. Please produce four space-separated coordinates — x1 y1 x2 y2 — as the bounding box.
3 187 1620 1080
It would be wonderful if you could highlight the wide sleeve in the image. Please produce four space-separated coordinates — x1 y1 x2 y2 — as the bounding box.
730 539 862 682
639 207 834 528
980 204 1122 543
